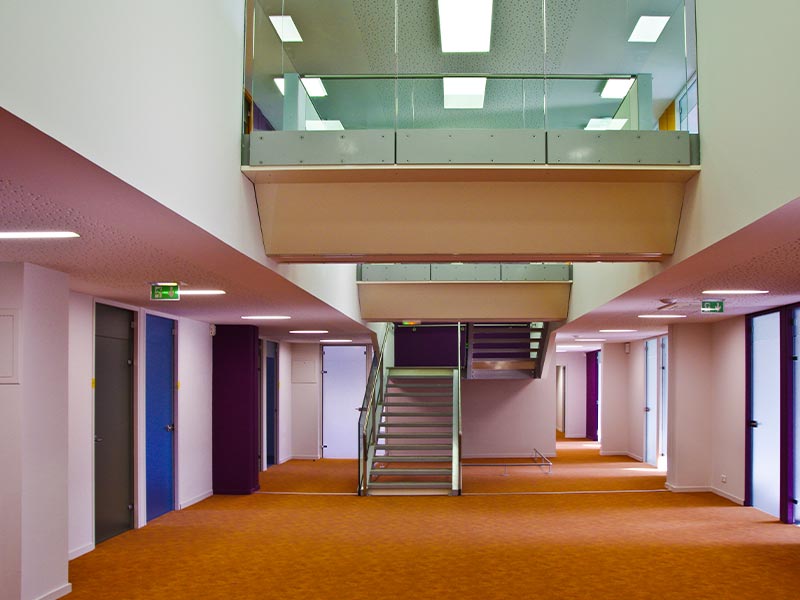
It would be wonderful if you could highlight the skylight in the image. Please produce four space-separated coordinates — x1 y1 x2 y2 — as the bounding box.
268 16 303 43
443 77 487 109
438 0 493 52
628 16 670 43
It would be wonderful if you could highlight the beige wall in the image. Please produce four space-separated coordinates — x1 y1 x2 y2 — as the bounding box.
289 344 322 460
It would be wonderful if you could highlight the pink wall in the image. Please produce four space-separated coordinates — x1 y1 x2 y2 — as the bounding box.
462 357 556 458
710 317 746 503
600 344 629 455
667 323 713 491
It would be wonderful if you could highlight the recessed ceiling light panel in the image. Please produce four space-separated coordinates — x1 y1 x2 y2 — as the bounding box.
628 16 670 43
438 0 493 53
320 339 352 343
180 290 226 296
274 78 285 95
638 314 687 319
702 289 769 295
241 315 292 320
268 15 303 43
305 120 344 131
585 118 628 130
599 329 637 333
301 77 327 97
290 330 329 334
0 231 80 239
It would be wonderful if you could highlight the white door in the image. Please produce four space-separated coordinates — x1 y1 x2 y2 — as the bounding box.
322 346 367 458
751 312 781 517
644 339 658 465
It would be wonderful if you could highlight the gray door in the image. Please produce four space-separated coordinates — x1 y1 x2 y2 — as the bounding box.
322 346 367 458
95 303 134 543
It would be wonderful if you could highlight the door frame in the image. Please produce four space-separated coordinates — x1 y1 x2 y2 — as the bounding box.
745 304 797 523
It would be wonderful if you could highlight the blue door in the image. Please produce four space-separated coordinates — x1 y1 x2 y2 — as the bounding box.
146 314 175 521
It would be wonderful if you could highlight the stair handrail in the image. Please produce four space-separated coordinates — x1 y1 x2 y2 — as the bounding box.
452 322 463 494
358 323 393 495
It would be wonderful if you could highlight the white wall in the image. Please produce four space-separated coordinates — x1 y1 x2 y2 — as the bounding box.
600 343 629 456
67 293 94 560
176 318 213 508
667 323 713 491
279 264 363 324
462 356 556 458
555 352 588 438
289 344 322 460
0 1 266 265
710 317 746 503
627 341 646 461
278 342 294 464
0 264 71 599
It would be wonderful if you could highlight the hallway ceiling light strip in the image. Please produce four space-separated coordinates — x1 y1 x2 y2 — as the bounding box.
628 16 670 43
599 329 637 333
575 338 606 342
0 231 80 239
305 120 344 130
702 289 769 295
585 118 628 130
268 15 303 42
443 77 487 109
242 315 291 320
320 339 352 343
601 78 635 99
638 314 686 319
290 330 328 334
301 78 327 97
180 290 226 296
438 0 493 53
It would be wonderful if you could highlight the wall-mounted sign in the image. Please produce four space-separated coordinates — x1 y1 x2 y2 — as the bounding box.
701 299 724 313
151 284 180 301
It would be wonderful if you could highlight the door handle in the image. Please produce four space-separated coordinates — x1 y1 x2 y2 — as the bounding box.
94 435 104 443
644 407 651 412
166 424 175 432
748 420 759 428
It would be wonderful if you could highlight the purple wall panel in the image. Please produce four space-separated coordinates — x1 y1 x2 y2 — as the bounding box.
394 325 466 367
212 325 260 494
585 351 599 441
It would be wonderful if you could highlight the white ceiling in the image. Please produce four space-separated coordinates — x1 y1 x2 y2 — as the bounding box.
0 109 373 344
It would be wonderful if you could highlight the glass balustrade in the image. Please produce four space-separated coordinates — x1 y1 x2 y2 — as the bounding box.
244 0 696 165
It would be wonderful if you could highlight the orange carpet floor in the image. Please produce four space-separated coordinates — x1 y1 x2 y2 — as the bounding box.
67 439 800 599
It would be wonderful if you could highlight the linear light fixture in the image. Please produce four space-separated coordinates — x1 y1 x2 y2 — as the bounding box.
320 339 352 343
575 338 606 342
601 78 635 99
443 77 487 109
438 0 493 52
0 231 80 239
301 77 327 97
628 16 670 43
638 314 687 319
599 329 637 333
557 345 585 351
305 120 344 131
242 315 291 320
179 290 226 296
585 118 628 130
290 330 328 334
702 289 769 295
274 78 285 95
268 15 303 43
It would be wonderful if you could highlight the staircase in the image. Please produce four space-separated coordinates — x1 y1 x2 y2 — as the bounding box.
366 367 460 496
467 322 549 379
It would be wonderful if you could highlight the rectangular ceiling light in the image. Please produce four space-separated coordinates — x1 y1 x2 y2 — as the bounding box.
301 77 327 97
438 0 493 52
601 78 635 99
0 231 80 239
443 77 487 109
305 120 344 131
628 16 670 42
268 15 303 42
274 78 285 95
585 118 628 130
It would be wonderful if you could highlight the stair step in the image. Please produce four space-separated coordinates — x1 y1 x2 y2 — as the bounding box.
373 456 452 463
368 481 452 489
384 392 453 398
472 337 538 344
372 468 452 477
375 444 452 450
386 383 452 389
381 411 453 418
381 401 452 407
379 422 453 428
378 433 451 439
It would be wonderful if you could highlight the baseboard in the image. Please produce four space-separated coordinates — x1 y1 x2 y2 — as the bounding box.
599 450 628 456
627 452 644 462
462 452 555 459
68 543 94 560
710 486 744 505
179 490 213 509
292 454 321 460
35 582 72 600
665 483 711 493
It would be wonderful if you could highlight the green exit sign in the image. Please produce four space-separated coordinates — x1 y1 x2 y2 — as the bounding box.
151 284 180 301
701 299 724 313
